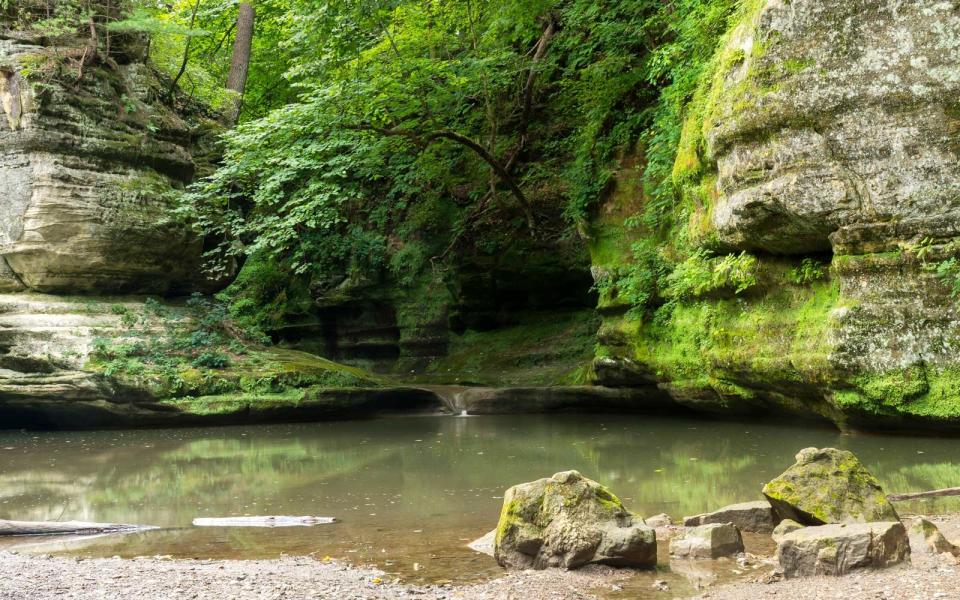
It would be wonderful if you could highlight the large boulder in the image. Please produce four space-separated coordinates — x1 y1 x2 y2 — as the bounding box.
776 522 910 578
493 470 656 570
669 523 744 560
762 448 899 525
683 500 777 533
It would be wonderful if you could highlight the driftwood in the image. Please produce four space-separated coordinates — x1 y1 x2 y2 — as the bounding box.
192 516 336 528
888 487 960 502
0 520 152 537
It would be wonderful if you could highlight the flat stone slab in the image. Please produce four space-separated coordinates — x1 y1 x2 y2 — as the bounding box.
776 522 909 578
683 501 776 533
670 523 744 560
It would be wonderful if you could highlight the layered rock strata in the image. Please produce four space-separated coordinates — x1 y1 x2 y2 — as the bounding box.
591 0 960 430
0 36 212 294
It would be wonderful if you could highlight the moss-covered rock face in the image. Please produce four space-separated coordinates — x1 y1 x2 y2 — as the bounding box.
762 447 899 525
0 293 395 429
0 37 219 294
494 470 656 570
591 0 960 429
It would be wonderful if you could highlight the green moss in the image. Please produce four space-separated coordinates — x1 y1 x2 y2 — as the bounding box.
415 309 599 386
783 57 813 74
495 498 524 546
609 260 841 413
594 484 627 513
160 389 307 416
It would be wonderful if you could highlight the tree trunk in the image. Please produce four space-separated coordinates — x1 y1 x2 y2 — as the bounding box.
888 487 960 501
168 0 203 102
224 1 255 125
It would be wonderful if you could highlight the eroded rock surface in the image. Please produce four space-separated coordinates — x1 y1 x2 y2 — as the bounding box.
705 1 960 255
762 448 899 525
494 470 656 570
0 37 216 294
776 522 910 578
591 0 960 430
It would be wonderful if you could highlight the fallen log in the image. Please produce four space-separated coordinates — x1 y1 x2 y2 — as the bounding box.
888 487 960 502
192 516 336 528
0 520 153 537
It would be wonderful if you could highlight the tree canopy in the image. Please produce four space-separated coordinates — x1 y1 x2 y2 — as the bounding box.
4 0 750 325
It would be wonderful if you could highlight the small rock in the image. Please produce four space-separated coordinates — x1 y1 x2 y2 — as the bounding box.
467 530 495 557
652 579 669 591
907 517 960 558
646 513 673 528
776 521 909 578
683 500 777 533
772 519 805 543
670 523 744 559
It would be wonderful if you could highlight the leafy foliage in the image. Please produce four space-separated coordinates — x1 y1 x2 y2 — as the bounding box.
7 0 757 324
176 0 749 317
91 293 252 385
936 257 960 298
665 250 758 300
593 239 669 312
788 258 827 285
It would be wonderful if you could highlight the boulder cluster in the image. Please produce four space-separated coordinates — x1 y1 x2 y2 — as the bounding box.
485 447 960 582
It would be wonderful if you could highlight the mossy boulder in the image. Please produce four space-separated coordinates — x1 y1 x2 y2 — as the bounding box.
762 448 899 525
493 470 656 570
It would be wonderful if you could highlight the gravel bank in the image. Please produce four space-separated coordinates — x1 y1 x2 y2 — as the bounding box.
4 517 960 600
691 551 958 600
0 552 635 600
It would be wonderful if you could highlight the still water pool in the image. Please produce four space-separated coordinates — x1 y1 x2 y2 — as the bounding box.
0 414 958 590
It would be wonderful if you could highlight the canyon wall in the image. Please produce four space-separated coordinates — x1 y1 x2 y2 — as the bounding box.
591 0 960 431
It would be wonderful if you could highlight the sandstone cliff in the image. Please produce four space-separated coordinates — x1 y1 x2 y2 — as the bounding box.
0 34 215 294
591 0 960 431
0 24 375 427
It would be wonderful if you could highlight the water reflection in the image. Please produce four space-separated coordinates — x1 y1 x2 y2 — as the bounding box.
0 415 958 584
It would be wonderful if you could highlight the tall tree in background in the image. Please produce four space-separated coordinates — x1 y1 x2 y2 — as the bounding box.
224 1 254 124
